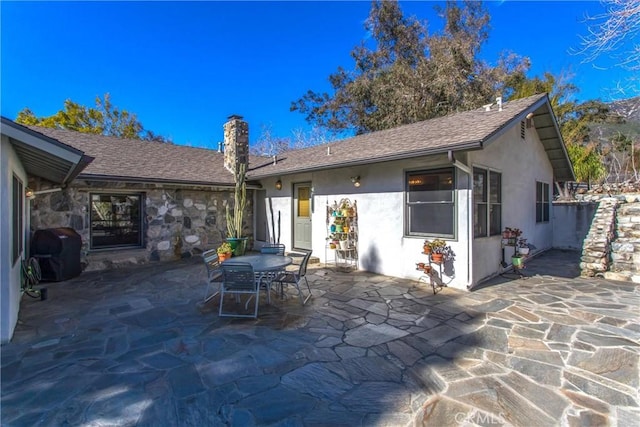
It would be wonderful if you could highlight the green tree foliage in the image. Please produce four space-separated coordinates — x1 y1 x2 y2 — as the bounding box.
508 72 616 185
291 0 529 135
16 93 171 142
566 142 606 183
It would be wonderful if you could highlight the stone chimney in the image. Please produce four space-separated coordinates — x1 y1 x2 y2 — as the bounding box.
223 114 249 175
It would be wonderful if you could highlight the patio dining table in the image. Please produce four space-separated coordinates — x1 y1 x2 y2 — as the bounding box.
222 254 293 303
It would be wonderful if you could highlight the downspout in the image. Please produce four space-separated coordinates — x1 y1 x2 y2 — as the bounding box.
448 150 474 290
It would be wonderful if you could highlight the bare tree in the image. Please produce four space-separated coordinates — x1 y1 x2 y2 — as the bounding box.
250 124 333 156
577 0 640 95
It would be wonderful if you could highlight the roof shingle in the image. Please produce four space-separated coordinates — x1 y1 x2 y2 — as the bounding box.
20 93 570 184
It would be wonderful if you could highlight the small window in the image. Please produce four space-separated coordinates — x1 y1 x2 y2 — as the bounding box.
405 168 455 237
12 175 24 263
473 167 501 238
536 182 550 222
90 193 143 249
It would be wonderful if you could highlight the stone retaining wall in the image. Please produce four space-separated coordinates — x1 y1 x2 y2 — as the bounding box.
578 198 619 277
574 193 640 277
29 180 253 271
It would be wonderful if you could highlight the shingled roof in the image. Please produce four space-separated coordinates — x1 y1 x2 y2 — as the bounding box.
22 125 237 186
249 93 575 182
18 92 573 186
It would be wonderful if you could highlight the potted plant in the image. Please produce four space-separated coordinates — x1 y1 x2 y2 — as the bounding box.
423 240 433 254
430 239 454 264
502 227 522 246
217 242 233 262
226 163 249 256
517 238 530 256
512 255 525 269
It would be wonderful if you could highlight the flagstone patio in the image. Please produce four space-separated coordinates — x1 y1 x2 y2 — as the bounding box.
1 250 639 426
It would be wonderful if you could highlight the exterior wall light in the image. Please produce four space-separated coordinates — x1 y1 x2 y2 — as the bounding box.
25 187 34 198
351 176 361 188
275 179 282 190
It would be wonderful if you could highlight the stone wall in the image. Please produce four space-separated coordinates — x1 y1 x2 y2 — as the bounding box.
579 198 618 277
29 179 253 271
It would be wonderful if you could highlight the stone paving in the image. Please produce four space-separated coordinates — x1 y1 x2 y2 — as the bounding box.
1 250 639 426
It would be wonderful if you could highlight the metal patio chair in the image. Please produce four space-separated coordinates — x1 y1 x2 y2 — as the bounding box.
219 262 260 318
202 249 223 303
274 250 312 305
260 243 286 256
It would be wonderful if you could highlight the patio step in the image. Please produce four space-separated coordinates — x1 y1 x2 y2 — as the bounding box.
85 248 150 272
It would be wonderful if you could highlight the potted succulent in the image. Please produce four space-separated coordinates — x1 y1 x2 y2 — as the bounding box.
217 242 233 262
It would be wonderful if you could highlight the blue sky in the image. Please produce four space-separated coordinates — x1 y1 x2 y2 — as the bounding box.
1 1 633 148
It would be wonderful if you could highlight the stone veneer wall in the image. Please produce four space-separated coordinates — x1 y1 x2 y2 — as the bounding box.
29 180 253 270
578 196 619 277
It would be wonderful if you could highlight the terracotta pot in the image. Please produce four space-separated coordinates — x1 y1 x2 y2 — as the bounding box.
423 246 432 255
218 252 232 262
431 253 444 264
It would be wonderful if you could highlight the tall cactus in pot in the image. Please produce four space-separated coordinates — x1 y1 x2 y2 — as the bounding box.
225 163 248 254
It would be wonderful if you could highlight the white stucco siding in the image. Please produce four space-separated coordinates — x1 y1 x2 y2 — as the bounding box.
1 135 27 343
258 153 472 290
470 122 554 284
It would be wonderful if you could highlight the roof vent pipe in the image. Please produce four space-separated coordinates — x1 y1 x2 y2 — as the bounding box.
218 141 223 153
327 146 331 155
496 97 503 112
273 155 277 165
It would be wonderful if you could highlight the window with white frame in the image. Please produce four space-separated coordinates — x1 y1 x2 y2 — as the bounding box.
405 168 455 237
12 175 24 264
536 181 550 222
473 167 502 238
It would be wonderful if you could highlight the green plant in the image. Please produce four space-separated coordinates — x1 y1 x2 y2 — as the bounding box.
217 242 233 255
429 239 448 253
430 239 455 261
226 163 247 239
503 227 522 238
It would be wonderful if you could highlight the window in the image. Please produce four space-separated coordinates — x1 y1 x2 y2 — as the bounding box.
473 167 502 238
297 186 310 218
536 182 550 222
406 168 455 237
12 175 24 263
90 193 143 249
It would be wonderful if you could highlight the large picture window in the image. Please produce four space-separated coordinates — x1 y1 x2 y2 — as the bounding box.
12 175 24 263
536 182 550 222
90 193 143 249
473 167 501 238
406 168 455 237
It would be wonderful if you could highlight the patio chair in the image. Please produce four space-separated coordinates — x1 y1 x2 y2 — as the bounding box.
260 243 286 255
219 262 260 318
274 249 312 305
202 249 223 303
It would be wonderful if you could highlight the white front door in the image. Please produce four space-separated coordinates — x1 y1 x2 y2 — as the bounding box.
293 183 312 250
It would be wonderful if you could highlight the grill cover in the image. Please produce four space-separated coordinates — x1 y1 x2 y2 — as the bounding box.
31 227 82 282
